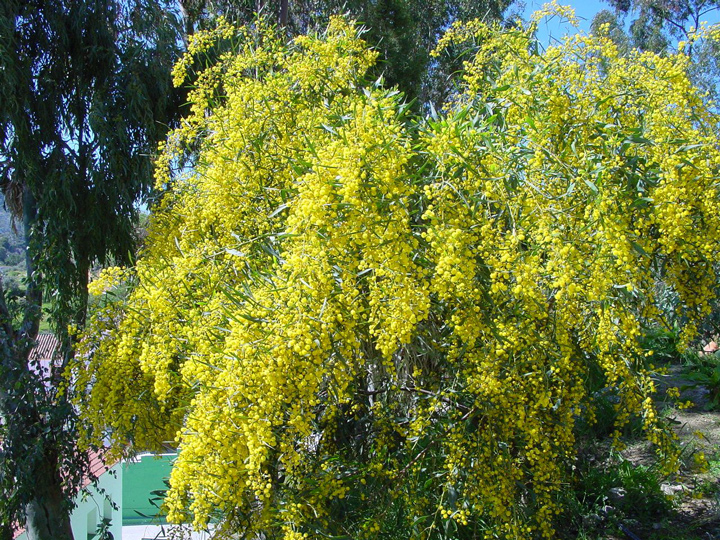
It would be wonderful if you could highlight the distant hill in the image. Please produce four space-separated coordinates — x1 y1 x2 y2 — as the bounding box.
0 194 26 289
0 192 23 233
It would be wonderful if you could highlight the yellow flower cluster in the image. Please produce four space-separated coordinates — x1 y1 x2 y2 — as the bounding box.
530 0 580 26
75 16 425 538
73 8 720 540
87 266 128 297
418 12 720 536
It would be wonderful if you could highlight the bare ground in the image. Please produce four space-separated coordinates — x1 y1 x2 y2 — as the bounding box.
614 366 720 539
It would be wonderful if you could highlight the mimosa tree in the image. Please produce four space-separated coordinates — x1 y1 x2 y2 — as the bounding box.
74 7 720 539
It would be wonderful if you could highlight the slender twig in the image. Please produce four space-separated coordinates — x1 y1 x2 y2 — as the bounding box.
398 406 478 477
358 385 471 413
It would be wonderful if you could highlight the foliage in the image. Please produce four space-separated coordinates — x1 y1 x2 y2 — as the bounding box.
176 0 516 107
0 1 184 537
75 8 720 540
602 0 720 47
0 0 183 334
639 325 691 365
558 455 671 539
594 0 720 99
681 352 720 410
0 196 25 268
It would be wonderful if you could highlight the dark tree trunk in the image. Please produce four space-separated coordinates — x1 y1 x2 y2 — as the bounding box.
24 457 74 540
0 342 75 540
18 185 75 540
0 184 75 540
279 0 288 26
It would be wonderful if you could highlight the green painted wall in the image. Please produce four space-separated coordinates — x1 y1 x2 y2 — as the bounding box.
70 462 123 540
15 463 123 540
121 453 175 525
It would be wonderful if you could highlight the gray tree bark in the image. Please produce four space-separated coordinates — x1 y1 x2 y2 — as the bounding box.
24 459 74 540
0 185 75 540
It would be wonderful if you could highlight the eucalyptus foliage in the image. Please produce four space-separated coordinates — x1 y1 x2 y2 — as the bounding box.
0 1 183 538
594 0 720 99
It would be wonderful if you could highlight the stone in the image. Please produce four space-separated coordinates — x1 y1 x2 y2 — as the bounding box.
660 483 685 496
608 487 626 504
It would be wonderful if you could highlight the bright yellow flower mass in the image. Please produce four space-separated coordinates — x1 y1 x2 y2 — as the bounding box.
74 8 720 540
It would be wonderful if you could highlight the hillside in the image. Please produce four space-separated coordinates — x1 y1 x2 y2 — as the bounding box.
0 193 26 291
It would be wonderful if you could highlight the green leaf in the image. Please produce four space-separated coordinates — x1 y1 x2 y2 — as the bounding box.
269 203 288 218
584 179 599 193
631 241 650 258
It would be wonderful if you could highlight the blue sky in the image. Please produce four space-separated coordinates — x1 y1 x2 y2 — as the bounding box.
521 0 720 45
523 0 606 35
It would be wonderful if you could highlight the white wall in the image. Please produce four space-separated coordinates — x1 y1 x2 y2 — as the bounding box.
69 462 123 540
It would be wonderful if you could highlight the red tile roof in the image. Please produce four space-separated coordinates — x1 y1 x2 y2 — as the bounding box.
27 333 62 384
83 449 112 488
28 333 59 361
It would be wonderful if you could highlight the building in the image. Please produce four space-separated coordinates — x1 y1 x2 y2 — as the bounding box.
14 453 211 540
13 336 211 540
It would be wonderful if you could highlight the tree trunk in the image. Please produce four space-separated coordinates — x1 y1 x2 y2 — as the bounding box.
18 186 75 540
279 0 288 26
23 456 74 540
0 185 75 540
0 348 75 540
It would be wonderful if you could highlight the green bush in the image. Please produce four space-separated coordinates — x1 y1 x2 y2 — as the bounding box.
559 456 671 538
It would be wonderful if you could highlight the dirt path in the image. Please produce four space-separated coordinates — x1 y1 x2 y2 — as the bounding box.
616 367 720 539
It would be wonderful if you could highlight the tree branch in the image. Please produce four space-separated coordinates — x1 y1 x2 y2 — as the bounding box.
398 406 478 477
357 385 471 413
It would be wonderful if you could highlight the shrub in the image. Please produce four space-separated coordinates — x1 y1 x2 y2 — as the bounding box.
73 8 720 539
